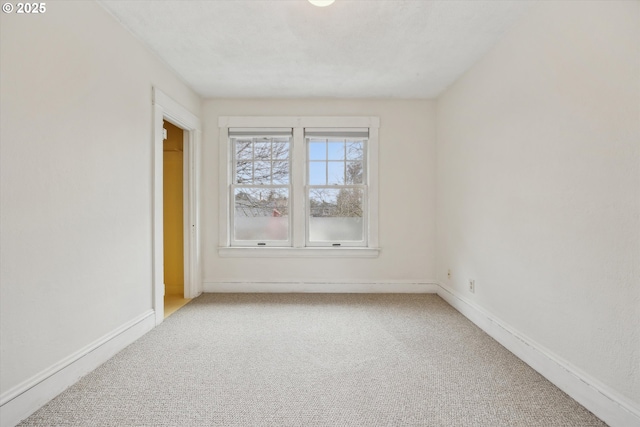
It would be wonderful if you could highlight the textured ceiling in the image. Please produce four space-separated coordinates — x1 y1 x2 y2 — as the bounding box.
98 0 533 99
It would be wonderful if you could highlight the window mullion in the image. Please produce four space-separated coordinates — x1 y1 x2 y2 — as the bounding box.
325 140 329 184
292 127 305 248
219 126 231 247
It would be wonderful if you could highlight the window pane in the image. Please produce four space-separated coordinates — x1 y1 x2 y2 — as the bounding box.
234 188 289 241
236 140 253 159
308 161 326 185
327 141 345 160
308 188 363 242
327 162 344 185
254 142 271 160
236 161 252 184
272 141 289 160
346 161 363 184
346 141 364 161
271 161 289 184
253 161 271 184
309 141 326 160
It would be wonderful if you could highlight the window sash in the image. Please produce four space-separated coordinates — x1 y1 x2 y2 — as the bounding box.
306 137 367 185
230 184 292 246
232 137 291 185
305 185 368 247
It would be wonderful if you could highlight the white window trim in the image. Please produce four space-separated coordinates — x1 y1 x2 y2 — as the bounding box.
218 116 380 258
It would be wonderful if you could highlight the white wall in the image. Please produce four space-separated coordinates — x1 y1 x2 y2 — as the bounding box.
202 99 436 286
0 0 200 399
436 0 639 412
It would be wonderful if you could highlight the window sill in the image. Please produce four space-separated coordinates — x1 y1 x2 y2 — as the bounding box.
218 247 380 258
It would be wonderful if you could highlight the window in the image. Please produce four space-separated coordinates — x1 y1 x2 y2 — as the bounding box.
306 129 368 246
230 129 292 246
218 117 379 257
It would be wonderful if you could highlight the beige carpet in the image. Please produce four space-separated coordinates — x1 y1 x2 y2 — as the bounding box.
20 294 606 426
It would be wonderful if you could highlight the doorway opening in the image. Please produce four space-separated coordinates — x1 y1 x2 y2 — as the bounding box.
153 88 202 325
163 120 191 318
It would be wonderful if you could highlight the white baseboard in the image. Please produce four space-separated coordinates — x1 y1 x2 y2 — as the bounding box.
203 280 439 293
436 283 640 427
0 310 155 427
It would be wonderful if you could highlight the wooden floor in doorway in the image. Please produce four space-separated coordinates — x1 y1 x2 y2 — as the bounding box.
164 294 192 318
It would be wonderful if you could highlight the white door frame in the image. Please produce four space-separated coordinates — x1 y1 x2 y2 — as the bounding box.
152 88 201 325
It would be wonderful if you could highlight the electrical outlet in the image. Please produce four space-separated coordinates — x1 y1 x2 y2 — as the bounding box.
447 269 451 279
468 279 475 293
